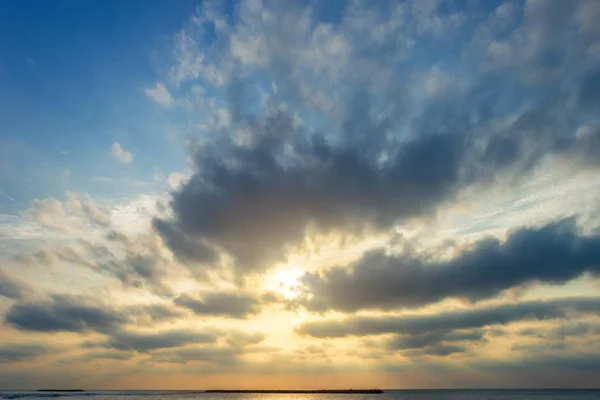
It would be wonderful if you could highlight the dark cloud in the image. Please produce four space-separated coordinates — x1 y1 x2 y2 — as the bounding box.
518 327 543 338
100 329 217 352
0 269 30 299
471 353 600 372
298 218 600 312
408 344 468 357
5 295 127 333
149 329 269 364
174 291 263 318
511 341 567 352
0 343 49 363
13 234 179 297
554 323 594 339
578 67 600 112
518 322 593 340
4 295 182 333
523 0 574 54
148 0 600 281
152 219 218 266
297 296 600 338
125 304 186 326
84 351 135 361
382 329 487 357
153 58 597 281
386 329 486 351
89 233 179 296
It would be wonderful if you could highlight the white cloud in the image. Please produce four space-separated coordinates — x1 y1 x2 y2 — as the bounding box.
144 82 174 108
167 26 225 87
424 66 453 96
111 143 133 165
411 0 466 37
167 172 190 190
487 40 513 61
28 193 112 233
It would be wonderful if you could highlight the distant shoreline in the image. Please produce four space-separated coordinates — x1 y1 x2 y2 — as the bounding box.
204 390 384 394
36 390 85 392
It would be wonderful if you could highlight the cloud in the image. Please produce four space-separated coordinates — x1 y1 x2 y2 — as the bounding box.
152 346 240 365
11 194 184 297
97 250 174 296
4 295 181 333
578 67 600 112
0 269 30 299
409 344 468 357
30 198 66 229
100 328 217 352
225 330 266 347
81 228 184 296
518 322 595 341
111 142 133 165
386 329 486 353
146 328 266 364
298 218 600 312
144 82 175 107
152 218 218 267
84 351 135 361
0 343 49 363
168 25 224 87
150 109 493 274
297 296 600 339
64 193 112 227
150 1 472 275
510 341 567 353
174 291 264 318
5 295 128 333
14 245 93 269
13 194 113 242
154 59 600 283
151 329 268 365
123 304 185 326
476 0 597 82
471 353 600 372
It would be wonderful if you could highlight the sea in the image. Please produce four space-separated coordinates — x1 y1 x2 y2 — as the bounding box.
1 390 600 400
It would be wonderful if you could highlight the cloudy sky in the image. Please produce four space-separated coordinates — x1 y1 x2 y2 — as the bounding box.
1 0 600 390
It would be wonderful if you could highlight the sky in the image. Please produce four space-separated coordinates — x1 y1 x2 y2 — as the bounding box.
1 0 600 390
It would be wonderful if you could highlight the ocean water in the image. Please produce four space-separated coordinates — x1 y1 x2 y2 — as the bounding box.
1 390 600 400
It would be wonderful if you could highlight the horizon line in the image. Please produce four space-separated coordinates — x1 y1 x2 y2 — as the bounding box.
18 388 600 391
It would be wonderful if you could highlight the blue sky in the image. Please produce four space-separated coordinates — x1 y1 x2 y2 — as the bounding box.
1 0 600 390
0 0 201 208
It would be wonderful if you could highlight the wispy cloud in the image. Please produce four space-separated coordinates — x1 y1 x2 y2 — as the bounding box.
0 188 15 202
144 82 174 108
111 142 133 164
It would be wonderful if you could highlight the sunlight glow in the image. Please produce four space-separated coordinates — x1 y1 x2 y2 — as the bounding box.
269 266 304 298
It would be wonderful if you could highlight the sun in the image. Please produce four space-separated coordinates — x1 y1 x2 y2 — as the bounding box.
269 266 304 298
